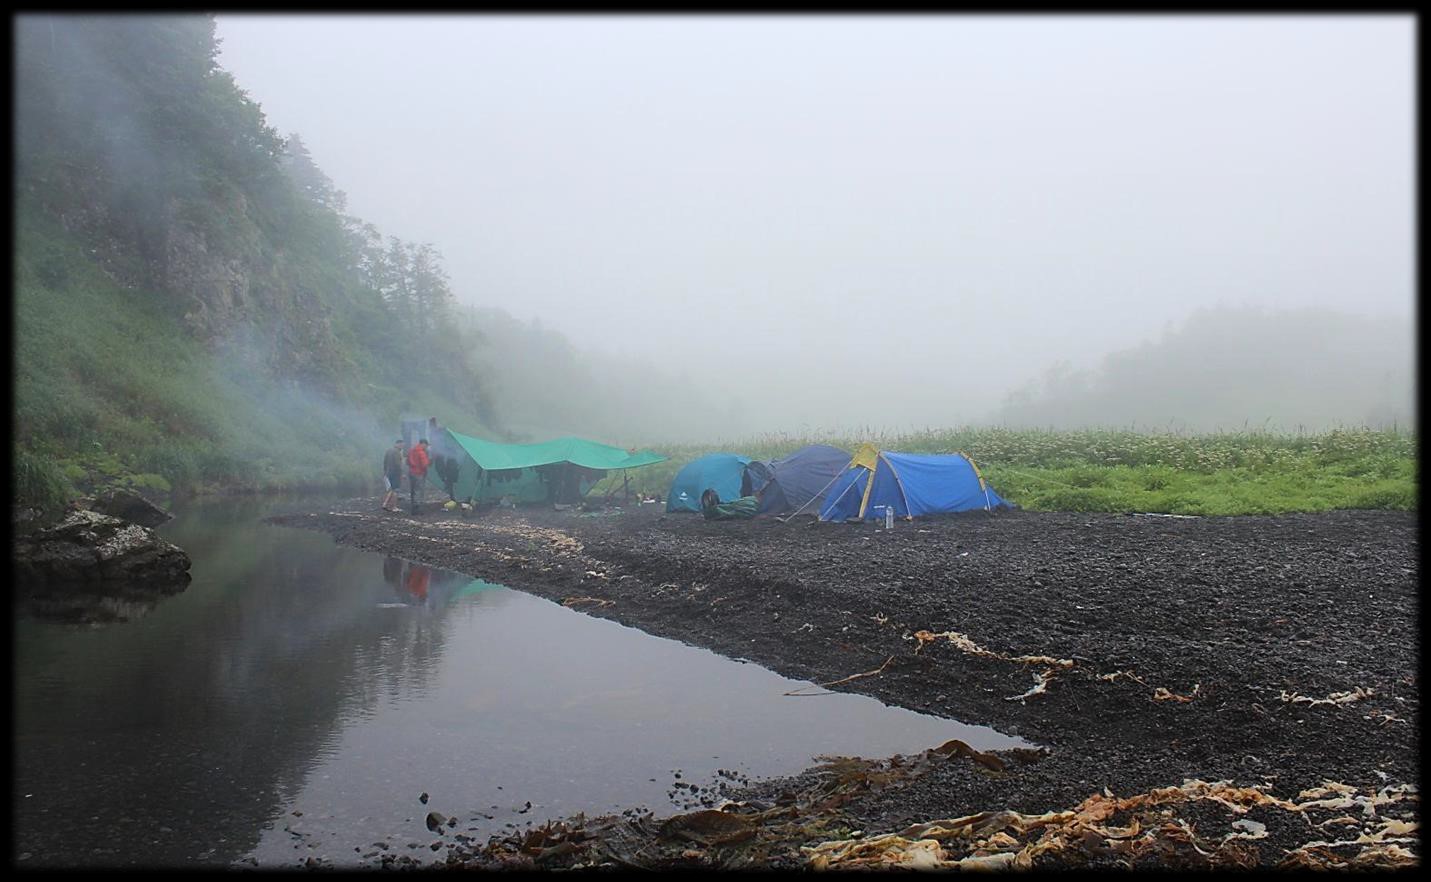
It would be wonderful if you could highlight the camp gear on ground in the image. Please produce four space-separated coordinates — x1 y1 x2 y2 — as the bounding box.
701 493 759 520
667 453 752 513
819 444 1011 522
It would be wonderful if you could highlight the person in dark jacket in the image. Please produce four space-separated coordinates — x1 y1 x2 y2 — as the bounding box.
408 438 431 514
435 454 460 502
381 440 405 512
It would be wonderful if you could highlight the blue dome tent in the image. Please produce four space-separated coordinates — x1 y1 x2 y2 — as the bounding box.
666 453 753 513
747 444 851 516
819 444 1012 522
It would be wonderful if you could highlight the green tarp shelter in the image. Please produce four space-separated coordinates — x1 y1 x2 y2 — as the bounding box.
443 429 667 505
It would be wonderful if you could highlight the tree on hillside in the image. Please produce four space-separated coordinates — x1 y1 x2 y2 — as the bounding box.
407 243 454 331
343 218 389 293
281 132 347 213
16 15 285 238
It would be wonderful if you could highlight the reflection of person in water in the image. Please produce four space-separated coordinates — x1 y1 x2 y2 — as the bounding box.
403 563 431 602
383 556 404 589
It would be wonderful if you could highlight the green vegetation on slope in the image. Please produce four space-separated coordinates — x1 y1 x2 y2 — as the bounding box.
602 427 1416 515
14 207 379 500
12 15 500 507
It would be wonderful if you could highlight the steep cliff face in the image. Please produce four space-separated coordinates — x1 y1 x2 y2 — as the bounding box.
159 194 349 392
164 197 256 338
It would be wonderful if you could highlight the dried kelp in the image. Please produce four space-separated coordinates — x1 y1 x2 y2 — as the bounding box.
804 778 1419 871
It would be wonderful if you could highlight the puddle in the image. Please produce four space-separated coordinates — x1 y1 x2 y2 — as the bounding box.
13 497 1029 869
247 572 1030 867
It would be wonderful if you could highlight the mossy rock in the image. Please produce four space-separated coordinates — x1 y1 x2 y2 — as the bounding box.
126 473 173 493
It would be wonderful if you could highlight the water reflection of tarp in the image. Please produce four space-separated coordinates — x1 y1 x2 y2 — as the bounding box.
378 557 510 610
383 558 483 609
453 579 504 600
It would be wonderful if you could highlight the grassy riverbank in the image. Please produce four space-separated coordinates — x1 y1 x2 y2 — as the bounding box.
599 427 1417 516
11 208 464 510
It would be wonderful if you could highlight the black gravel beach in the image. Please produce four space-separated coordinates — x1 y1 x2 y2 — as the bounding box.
267 501 1419 870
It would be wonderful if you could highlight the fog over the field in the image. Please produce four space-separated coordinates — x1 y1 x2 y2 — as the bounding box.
216 14 1414 436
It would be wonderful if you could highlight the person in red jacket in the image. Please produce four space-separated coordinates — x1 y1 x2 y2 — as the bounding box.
407 437 431 514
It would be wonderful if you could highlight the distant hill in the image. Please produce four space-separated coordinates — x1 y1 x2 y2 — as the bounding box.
990 306 1415 432
454 306 741 446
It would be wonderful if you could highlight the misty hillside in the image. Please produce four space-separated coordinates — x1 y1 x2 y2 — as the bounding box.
10 15 709 503
992 307 1415 433
455 306 745 445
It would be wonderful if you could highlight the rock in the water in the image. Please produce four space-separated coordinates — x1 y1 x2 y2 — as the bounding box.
87 489 173 528
12 509 191 587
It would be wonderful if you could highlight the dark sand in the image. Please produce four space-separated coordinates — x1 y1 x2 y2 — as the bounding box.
268 501 1419 869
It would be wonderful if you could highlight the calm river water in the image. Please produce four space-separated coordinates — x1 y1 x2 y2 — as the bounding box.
13 496 1026 868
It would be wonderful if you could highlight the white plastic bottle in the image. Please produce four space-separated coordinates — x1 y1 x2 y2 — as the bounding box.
885 506 894 529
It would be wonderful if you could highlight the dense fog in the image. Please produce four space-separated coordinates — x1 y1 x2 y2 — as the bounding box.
214 14 1414 439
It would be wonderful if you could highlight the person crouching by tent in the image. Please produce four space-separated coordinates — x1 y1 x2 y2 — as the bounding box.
381 439 405 512
408 438 431 514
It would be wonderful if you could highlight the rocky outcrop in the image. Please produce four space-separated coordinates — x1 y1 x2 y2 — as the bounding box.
86 489 173 528
12 505 47 536
12 509 191 587
163 204 254 341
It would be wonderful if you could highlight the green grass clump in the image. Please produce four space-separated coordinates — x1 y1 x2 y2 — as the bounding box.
13 448 75 511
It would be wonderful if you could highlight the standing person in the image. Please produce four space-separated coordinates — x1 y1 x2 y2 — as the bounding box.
439 456 460 502
381 439 405 512
408 437 431 514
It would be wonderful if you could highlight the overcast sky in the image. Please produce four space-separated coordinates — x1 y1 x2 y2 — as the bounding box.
215 14 1413 431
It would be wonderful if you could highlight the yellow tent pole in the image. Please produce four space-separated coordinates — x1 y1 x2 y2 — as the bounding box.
960 450 994 511
856 466 877 519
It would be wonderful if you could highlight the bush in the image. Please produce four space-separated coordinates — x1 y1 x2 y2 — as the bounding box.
1140 467 1176 491
13 449 75 510
134 444 200 488
1032 488 1106 512
1344 485 1417 511
126 472 173 493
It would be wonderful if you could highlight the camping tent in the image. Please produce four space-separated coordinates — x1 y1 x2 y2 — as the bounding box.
666 453 752 513
443 429 666 506
818 443 1012 522
746 444 851 516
